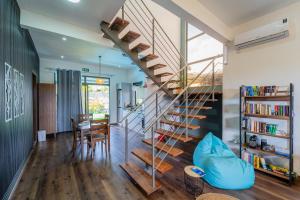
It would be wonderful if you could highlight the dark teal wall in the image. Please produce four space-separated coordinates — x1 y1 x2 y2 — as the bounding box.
0 0 39 199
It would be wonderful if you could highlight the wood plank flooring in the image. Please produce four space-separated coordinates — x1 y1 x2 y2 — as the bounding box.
13 126 300 200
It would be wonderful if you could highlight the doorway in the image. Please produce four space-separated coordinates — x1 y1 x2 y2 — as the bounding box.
32 73 38 144
81 76 110 119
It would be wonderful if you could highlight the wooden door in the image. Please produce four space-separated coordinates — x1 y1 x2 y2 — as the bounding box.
39 83 56 135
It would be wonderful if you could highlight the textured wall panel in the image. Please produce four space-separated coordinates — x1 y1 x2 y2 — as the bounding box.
0 0 39 198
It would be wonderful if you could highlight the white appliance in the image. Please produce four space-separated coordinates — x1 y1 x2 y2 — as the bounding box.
116 83 134 123
38 130 46 142
234 18 289 49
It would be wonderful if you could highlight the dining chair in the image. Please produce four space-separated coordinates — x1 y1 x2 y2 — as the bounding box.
78 114 93 122
71 118 80 156
87 119 109 158
71 118 90 157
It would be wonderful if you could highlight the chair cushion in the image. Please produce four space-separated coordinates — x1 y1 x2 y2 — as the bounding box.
193 132 255 190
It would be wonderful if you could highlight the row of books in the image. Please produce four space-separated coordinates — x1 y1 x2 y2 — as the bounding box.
242 151 290 176
245 103 289 117
241 86 288 97
246 119 278 134
242 151 265 169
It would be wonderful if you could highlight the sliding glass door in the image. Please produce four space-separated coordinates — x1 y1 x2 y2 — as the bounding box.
81 76 110 119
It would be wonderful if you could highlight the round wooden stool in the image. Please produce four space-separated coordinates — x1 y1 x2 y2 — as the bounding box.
184 165 205 197
196 193 239 200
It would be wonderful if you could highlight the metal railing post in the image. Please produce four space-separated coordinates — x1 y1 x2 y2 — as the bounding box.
122 6 125 21
152 19 155 54
212 59 215 101
155 93 158 129
185 90 188 139
125 118 129 162
185 65 189 138
151 126 156 188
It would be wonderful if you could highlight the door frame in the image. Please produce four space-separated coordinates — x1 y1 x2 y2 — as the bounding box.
32 72 38 145
81 75 110 118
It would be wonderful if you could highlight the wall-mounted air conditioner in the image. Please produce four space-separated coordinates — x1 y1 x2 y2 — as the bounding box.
234 18 289 49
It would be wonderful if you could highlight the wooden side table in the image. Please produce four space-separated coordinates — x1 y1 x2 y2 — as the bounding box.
184 165 205 197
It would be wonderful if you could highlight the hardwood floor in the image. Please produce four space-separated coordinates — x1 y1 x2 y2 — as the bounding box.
13 126 300 200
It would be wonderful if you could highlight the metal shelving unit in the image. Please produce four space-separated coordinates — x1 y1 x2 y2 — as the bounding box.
239 83 294 184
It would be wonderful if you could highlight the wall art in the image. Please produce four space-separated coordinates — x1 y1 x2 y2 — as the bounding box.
5 63 13 122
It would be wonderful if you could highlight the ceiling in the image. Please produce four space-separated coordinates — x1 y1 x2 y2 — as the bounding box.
17 0 124 33
29 28 136 69
198 0 299 26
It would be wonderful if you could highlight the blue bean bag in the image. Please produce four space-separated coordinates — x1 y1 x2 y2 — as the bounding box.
193 132 255 190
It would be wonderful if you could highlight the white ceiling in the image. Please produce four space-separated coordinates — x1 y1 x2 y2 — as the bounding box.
29 28 136 69
198 0 299 26
17 0 124 33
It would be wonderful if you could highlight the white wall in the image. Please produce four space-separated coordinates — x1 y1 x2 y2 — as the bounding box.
39 58 132 123
114 0 181 75
153 0 232 42
144 0 181 50
223 2 300 173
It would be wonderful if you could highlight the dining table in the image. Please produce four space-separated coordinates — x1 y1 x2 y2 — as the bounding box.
77 120 110 158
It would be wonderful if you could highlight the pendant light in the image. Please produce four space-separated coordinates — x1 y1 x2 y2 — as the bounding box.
96 55 105 84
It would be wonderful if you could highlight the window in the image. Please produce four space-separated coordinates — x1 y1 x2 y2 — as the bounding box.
186 23 224 87
81 76 110 120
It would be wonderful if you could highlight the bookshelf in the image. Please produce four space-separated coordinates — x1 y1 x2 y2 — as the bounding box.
239 84 294 184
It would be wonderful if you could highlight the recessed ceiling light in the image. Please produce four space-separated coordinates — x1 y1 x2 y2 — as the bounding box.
62 37 67 41
61 55 64 59
68 0 80 3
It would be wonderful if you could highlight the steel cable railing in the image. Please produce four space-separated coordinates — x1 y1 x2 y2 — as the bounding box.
125 61 222 145
138 0 181 59
142 60 214 132
126 0 181 63
108 0 224 188
124 2 180 75
132 0 180 61
154 68 223 167
125 60 216 145
119 63 187 124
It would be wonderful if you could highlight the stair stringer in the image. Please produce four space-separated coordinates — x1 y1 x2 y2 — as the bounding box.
100 21 174 97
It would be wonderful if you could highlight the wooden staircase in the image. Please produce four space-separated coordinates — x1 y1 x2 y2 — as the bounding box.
101 17 178 97
120 162 161 195
101 14 222 196
142 138 184 157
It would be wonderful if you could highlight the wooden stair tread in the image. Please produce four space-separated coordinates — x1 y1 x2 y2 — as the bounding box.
189 91 223 95
110 17 129 32
160 119 200 130
155 129 193 142
155 72 173 77
168 86 182 89
167 112 207 120
142 139 184 157
188 99 218 102
131 43 150 53
121 31 140 43
132 149 173 174
148 64 167 70
161 79 181 83
174 105 212 110
120 162 161 195
140 54 159 62
103 33 110 39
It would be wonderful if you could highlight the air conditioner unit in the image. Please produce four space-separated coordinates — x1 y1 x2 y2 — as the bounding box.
234 18 289 49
